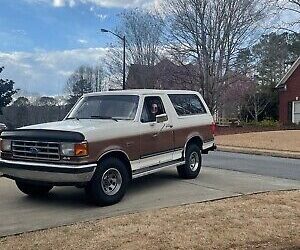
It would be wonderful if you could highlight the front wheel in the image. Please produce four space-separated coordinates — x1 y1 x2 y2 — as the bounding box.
177 144 202 179
16 181 53 196
85 158 129 206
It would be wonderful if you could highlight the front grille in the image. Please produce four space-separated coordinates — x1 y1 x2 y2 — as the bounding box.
12 140 61 161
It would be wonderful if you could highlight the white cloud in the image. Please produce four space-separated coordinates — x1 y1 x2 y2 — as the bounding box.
77 39 88 44
26 0 158 9
0 48 108 96
84 0 151 8
97 14 108 20
88 5 108 20
53 0 65 7
69 0 75 7
86 0 162 9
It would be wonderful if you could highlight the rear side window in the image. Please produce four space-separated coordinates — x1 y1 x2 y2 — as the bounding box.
168 94 207 116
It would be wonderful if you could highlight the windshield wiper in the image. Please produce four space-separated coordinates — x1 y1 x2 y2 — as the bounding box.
90 116 118 122
65 117 79 120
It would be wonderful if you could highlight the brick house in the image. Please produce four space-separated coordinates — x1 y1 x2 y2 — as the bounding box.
275 56 300 125
126 59 200 91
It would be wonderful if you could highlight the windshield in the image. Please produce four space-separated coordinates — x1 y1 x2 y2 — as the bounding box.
67 95 139 120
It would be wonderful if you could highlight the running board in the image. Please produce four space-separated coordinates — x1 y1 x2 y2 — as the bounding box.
132 160 185 179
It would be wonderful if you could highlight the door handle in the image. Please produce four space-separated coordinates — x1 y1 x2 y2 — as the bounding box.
153 124 172 138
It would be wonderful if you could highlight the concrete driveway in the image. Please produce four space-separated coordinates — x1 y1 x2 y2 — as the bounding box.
0 152 300 237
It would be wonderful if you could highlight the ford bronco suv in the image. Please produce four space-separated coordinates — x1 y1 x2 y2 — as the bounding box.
0 90 216 206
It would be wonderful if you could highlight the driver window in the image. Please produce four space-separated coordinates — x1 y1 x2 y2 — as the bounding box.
141 96 166 123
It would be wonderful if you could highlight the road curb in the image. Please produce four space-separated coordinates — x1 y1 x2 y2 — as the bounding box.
218 146 300 159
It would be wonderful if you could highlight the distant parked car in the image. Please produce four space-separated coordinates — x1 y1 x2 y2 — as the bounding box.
0 123 7 133
0 90 216 206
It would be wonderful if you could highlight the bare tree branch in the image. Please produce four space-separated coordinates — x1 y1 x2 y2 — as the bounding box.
163 0 269 113
105 8 165 86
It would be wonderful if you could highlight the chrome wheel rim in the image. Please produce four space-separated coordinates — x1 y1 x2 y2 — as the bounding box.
189 152 199 171
101 168 122 196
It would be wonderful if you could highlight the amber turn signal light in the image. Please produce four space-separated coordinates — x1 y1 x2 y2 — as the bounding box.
74 142 88 156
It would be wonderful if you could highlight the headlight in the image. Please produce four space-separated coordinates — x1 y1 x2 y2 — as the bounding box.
61 142 88 157
1 139 12 152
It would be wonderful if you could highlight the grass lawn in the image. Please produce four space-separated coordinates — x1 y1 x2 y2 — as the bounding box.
215 130 300 153
0 190 299 250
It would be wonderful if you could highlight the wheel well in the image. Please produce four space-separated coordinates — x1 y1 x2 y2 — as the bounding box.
186 136 203 151
182 136 203 159
98 151 132 180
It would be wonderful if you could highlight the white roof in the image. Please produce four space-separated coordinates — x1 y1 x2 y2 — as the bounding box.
275 56 300 88
84 89 199 97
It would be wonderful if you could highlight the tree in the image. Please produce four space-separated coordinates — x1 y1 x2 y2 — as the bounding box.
287 32 300 58
12 96 30 106
275 0 300 32
66 65 105 104
234 48 254 76
219 72 255 119
0 66 17 114
253 33 294 86
36 96 57 106
164 0 269 113
93 66 105 92
251 32 300 119
105 8 165 87
243 84 270 122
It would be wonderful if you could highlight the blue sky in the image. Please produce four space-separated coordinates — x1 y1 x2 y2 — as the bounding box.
0 0 123 52
0 0 156 95
0 0 297 96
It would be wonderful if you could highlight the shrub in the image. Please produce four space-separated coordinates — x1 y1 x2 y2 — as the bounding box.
242 119 279 127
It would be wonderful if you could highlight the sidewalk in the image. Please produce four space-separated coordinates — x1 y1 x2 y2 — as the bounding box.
215 130 300 159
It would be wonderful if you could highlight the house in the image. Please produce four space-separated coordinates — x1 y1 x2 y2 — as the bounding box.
126 59 200 91
275 56 300 125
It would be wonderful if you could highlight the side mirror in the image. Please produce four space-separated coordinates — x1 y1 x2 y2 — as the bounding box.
156 114 168 123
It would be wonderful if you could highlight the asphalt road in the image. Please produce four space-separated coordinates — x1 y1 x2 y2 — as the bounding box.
205 151 300 180
0 152 299 237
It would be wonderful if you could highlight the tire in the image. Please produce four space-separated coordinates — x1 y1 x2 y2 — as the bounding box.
85 158 129 206
177 144 201 179
16 181 53 196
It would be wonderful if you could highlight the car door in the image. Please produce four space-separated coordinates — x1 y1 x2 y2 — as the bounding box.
139 95 174 169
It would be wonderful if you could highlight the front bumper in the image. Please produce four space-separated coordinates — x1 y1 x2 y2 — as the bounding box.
0 159 97 185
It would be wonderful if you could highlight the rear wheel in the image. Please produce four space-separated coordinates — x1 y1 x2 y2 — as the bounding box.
16 181 53 196
177 144 201 179
85 158 129 206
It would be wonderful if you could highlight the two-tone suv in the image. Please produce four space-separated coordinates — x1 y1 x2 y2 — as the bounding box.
0 90 216 206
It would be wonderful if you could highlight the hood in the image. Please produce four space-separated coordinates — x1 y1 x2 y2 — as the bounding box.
20 119 133 141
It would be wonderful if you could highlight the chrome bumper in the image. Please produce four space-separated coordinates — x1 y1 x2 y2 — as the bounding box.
0 159 97 184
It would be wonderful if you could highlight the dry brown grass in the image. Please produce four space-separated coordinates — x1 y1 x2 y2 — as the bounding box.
215 130 300 153
1 191 299 250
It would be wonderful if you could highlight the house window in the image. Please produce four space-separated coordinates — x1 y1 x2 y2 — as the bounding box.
293 101 300 124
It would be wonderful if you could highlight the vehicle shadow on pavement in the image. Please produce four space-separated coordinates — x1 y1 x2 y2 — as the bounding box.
129 170 179 190
20 188 90 208
18 170 180 208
